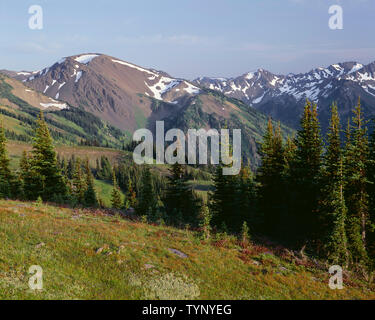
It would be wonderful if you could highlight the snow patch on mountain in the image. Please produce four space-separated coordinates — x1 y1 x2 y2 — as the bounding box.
75 71 82 83
183 81 200 95
74 54 99 65
348 63 364 74
358 72 375 82
146 77 180 100
112 59 157 77
40 102 67 109
270 76 281 86
245 72 255 80
253 92 266 104
17 72 31 76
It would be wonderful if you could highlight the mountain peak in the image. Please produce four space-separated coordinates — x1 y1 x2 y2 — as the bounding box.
6 53 202 131
69 53 103 65
194 59 375 111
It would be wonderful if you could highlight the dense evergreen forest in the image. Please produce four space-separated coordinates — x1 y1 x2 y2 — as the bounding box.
1 99 375 274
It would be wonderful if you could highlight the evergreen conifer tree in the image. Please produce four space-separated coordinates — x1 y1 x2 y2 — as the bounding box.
111 169 122 209
199 205 212 240
210 127 240 232
28 112 67 200
0 120 12 198
136 167 157 216
19 151 33 199
282 135 297 226
284 136 297 173
290 100 323 246
344 99 370 265
257 120 287 236
124 177 137 209
367 123 375 260
99 156 112 180
83 158 98 207
67 155 76 180
320 104 349 264
164 162 200 225
72 158 87 204
236 162 257 230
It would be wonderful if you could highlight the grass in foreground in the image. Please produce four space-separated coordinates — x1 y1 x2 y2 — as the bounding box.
0 200 374 300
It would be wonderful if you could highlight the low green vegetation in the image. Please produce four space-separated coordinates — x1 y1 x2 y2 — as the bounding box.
0 200 374 300
94 179 125 208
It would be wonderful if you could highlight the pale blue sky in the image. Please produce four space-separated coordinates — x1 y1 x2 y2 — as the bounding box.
0 0 374 79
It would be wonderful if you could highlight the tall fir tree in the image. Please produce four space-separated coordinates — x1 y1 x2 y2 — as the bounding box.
236 162 257 229
111 169 122 209
281 135 297 237
257 120 287 236
283 136 297 173
83 158 98 207
136 167 157 216
98 156 112 180
210 126 240 232
72 158 87 204
28 111 67 200
164 162 200 225
19 150 33 199
320 103 348 264
210 164 228 228
367 122 375 261
124 177 137 209
344 99 370 265
0 120 12 198
290 100 323 246
210 164 240 231
66 155 76 180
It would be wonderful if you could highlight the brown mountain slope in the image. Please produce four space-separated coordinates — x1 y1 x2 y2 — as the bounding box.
0 73 128 148
14 54 201 131
0 75 67 111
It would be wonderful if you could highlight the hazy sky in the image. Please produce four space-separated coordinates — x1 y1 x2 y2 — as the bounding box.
0 0 374 79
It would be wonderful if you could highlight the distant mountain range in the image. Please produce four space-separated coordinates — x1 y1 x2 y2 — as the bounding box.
194 61 375 131
2 54 296 166
1 53 374 164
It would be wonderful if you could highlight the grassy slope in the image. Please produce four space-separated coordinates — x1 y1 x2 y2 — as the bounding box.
7 141 125 169
0 200 374 300
94 179 125 207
